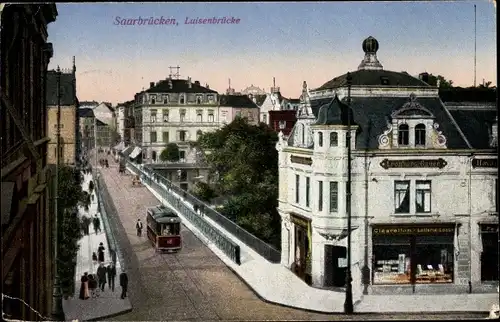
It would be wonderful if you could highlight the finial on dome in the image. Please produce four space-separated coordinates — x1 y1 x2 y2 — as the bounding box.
358 36 383 71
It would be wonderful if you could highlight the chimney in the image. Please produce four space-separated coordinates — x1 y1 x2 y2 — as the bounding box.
205 83 209 89
149 82 155 88
418 72 429 84
194 80 200 86
187 77 192 88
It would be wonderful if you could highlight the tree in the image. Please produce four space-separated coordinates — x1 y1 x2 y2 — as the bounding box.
425 74 454 88
56 165 90 296
160 143 180 162
197 117 281 248
190 181 217 203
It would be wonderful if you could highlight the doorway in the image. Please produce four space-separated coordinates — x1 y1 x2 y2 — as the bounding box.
481 225 499 282
324 245 347 287
293 224 311 283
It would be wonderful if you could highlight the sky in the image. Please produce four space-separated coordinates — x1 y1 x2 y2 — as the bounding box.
47 1 497 105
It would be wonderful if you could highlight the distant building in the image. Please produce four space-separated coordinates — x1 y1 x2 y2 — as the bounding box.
93 102 117 149
46 61 79 165
115 100 135 147
269 110 297 136
1 4 58 320
79 108 95 153
79 100 99 108
276 36 498 299
219 94 260 126
241 84 266 96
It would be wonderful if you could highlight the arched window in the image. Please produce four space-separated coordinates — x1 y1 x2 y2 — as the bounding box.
318 132 323 147
415 124 426 146
151 151 157 162
398 124 409 146
330 132 338 147
179 95 185 104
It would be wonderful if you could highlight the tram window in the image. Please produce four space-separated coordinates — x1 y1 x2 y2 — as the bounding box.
162 225 172 236
162 223 180 236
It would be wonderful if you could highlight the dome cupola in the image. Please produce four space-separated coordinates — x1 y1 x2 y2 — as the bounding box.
358 36 383 71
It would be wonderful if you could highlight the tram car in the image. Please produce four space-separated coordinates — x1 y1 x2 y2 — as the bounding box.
146 205 182 252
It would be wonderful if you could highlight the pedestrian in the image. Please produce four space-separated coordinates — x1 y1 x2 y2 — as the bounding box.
79 272 90 300
98 242 105 263
88 274 98 298
97 263 107 291
80 220 87 236
83 216 91 235
136 219 143 237
110 249 117 265
93 215 101 234
119 270 128 299
107 262 116 292
92 252 98 262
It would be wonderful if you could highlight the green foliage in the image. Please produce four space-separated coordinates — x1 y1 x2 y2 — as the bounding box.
190 182 217 203
424 74 454 88
160 143 180 162
56 166 89 295
197 117 281 248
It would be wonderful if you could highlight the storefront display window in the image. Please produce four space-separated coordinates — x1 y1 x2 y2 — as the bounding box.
372 225 455 285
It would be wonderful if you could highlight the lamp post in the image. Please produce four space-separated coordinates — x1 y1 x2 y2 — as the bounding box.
344 72 354 314
51 66 65 320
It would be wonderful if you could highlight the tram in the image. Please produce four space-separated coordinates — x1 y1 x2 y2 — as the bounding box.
146 205 182 252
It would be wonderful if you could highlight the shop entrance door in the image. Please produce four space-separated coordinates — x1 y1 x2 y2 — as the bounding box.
294 225 307 280
324 245 347 287
481 225 499 281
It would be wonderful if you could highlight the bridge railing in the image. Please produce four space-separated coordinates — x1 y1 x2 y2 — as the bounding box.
129 161 281 263
126 161 241 265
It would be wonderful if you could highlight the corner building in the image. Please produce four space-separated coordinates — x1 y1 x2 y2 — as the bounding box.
276 37 498 300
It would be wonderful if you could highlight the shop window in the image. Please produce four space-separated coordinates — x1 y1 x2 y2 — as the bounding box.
330 181 338 212
318 132 323 147
394 181 410 213
330 132 338 147
305 177 310 207
295 174 300 204
415 124 426 146
398 124 409 146
373 235 411 284
318 180 323 211
415 180 431 213
481 224 499 281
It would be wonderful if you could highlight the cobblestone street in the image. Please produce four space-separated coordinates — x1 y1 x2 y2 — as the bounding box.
97 154 487 321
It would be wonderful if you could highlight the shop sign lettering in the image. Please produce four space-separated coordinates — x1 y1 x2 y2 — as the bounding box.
291 155 313 166
472 158 497 168
380 158 447 170
481 224 499 233
373 226 455 235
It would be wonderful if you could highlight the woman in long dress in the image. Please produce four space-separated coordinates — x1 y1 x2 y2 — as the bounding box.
98 242 105 263
79 273 89 300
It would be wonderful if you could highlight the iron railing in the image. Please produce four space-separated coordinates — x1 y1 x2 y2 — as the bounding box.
130 161 281 263
127 161 241 265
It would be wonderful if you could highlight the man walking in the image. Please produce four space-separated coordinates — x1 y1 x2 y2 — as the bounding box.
97 264 107 292
119 270 128 299
107 263 116 292
136 219 143 237
93 215 101 234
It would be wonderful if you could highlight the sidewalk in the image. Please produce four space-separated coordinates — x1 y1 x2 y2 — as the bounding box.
62 171 132 321
134 165 499 314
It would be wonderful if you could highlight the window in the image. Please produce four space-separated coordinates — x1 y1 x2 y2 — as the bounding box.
330 132 338 147
415 180 431 213
179 95 185 104
398 124 409 146
306 177 310 207
318 181 323 211
248 112 254 121
162 131 169 143
196 130 203 140
263 114 267 123
180 109 186 122
395 181 410 213
151 151 157 161
54 124 64 128
295 174 300 203
207 95 214 103
318 132 323 147
163 95 169 104
221 112 227 123
150 95 156 104
179 150 185 160
196 110 203 122
150 131 157 143
179 130 186 141
196 96 202 104
150 109 157 123
279 120 286 129
162 110 169 122
208 110 214 122
415 124 426 146
330 182 338 212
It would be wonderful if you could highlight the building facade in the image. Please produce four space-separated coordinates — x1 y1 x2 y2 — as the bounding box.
269 110 297 137
46 62 79 165
79 108 95 154
115 100 134 146
93 102 117 149
276 37 498 301
1 4 58 320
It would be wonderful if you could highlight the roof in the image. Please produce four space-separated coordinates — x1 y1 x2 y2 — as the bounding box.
310 96 470 149
145 79 217 94
448 108 497 149
219 95 258 108
96 119 107 126
79 108 95 118
148 205 180 224
80 100 99 106
313 95 356 126
439 87 497 103
46 70 76 106
253 94 267 106
314 70 429 90
287 98 301 104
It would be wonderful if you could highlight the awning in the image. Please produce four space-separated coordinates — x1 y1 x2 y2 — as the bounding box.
129 147 142 159
114 142 125 151
1 182 15 226
120 146 133 156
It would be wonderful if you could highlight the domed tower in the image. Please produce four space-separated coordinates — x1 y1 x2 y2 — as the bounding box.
358 36 383 71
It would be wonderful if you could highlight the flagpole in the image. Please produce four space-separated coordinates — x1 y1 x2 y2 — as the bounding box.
474 4 477 87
